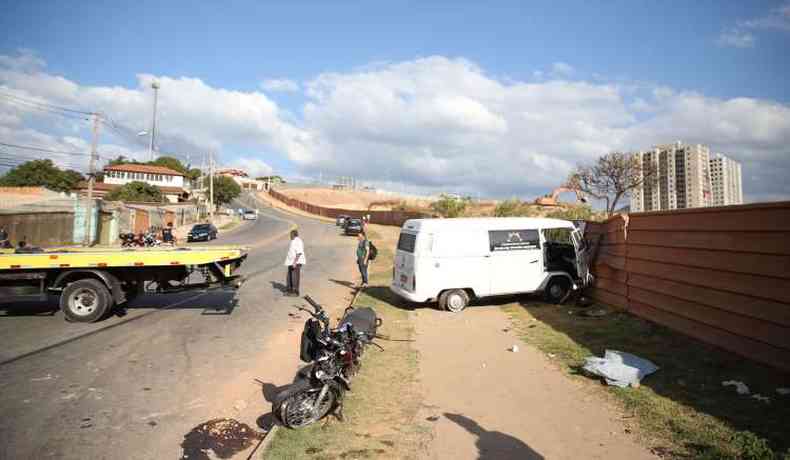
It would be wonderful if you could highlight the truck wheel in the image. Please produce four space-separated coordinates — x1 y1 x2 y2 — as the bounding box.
439 289 469 313
60 279 113 323
544 277 571 304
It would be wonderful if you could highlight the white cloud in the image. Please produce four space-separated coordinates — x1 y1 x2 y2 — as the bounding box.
550 62 574 77
717 28 756 48
1 51 789 203
718 2 790 48
260 78 300 92
227 157 273 177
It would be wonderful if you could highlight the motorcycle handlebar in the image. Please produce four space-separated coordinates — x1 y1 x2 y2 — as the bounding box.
303 295 324 315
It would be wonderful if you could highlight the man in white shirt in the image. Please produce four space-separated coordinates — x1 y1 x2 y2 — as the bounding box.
284 229 306 297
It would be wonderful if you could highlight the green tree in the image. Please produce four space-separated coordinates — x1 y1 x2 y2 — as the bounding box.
186 167 202 182
430 194 471 218
107 155 136 166
256 175 285 183
211 175 241 208
104 181 164 202
149 156 189 174
0 159 84 193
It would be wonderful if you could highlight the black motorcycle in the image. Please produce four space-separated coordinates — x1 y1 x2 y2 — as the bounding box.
119 232 139 247
273 295 381 428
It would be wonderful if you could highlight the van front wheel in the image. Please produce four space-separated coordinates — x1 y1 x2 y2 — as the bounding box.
544 277 571 304
439 289 469 313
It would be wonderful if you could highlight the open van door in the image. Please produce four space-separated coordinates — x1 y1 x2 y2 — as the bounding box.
571 228 592 286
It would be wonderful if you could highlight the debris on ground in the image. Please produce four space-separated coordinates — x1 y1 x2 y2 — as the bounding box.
722 380 750 395
582 350 659 388
580 308 608 318
180 418 263 460
509 345 519 353
751 394 770 403
776 387 790 396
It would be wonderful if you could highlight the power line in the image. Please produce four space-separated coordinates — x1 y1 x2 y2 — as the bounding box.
0 141 92 156
0 91 93 116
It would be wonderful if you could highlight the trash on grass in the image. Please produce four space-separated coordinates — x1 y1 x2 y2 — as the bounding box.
751 394 770 403
722 380 750 395
582 350 659 388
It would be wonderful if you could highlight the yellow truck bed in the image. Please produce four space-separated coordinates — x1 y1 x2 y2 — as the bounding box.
0 246 247 270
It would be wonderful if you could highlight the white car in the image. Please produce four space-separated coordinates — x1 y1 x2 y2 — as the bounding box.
390 217 591 312
243 210 258 220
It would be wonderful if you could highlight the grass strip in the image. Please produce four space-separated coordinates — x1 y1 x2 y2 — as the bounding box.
502 302 790 459
263 228 430 459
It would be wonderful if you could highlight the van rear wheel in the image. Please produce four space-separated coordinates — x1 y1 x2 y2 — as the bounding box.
439 289 469 313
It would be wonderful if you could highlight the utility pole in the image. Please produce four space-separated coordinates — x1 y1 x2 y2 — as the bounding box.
208 152 214 220
84 113 101 246
148 81 160 161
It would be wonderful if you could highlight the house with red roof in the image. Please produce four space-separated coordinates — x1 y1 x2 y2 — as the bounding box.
77 163 190 203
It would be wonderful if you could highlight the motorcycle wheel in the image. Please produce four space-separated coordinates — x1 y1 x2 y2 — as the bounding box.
275 383 337 429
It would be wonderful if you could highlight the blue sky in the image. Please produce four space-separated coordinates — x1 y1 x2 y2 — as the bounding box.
1 1 789 201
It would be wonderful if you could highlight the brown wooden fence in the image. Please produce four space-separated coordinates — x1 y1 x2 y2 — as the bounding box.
585 201 790 371
269 189 428 227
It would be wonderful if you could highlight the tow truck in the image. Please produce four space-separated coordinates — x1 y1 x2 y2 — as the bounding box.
0 245 248 322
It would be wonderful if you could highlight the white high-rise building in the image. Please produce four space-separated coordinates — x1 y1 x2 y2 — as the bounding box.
630 141 713 212
710 154 743 206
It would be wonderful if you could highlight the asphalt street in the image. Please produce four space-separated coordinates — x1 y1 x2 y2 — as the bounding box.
0 202 359 459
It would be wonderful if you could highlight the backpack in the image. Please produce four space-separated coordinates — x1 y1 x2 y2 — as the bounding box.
368 241 378 261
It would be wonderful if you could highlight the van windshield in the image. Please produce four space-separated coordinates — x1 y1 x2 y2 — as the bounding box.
397 233 417 253
543 228 572 244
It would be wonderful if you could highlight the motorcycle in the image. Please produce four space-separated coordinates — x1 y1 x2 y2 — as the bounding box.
119 232 140 248
142 230 161 247
273 295 381 428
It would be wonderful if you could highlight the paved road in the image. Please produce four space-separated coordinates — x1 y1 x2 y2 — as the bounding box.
0 203 358 459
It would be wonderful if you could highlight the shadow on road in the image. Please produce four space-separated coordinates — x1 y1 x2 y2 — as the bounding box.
444 413 543 460
270 281 288 294
328 278 355 288
0 290 241 323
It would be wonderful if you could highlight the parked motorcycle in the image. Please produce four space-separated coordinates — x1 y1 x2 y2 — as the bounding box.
119 232 139 248
273 295 381 428
142 230 161 247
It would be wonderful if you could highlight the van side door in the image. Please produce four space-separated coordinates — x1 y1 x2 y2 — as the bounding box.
488 229 544 295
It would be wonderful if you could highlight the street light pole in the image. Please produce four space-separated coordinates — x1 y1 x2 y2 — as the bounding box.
84 113 101 246
148 81 160 161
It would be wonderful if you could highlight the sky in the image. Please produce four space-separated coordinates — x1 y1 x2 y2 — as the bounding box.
1 0 789 202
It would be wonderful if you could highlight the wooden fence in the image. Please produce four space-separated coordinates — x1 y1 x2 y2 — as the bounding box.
585 201 790 371
268 189 428 227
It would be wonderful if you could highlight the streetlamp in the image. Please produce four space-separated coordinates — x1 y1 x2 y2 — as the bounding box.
148 81 160 161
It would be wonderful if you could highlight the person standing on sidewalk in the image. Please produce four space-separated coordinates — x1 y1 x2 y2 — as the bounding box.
284 229 306 296
356 232 370 288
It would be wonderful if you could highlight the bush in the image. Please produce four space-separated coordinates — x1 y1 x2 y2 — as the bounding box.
730 431 775 460
430 194 470 218
105 181 164 202
545 204 594 221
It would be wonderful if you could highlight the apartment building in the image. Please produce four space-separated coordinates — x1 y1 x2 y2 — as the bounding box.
710 154 743 206
630 141 716 212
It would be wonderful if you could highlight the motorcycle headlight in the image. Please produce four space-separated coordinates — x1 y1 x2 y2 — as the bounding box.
314 369 326 379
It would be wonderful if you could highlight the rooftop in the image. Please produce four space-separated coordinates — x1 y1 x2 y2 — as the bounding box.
103 163 184 176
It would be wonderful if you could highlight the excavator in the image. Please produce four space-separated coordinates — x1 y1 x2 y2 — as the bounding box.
534 186 587 207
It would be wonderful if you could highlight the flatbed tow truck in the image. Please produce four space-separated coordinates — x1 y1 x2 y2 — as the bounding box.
0 245 248 322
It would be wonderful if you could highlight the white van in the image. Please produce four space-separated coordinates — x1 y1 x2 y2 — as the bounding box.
390 217 591 312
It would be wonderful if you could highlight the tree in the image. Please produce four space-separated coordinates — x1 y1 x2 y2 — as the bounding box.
566 152 655 217
0 159 84 193
256 175 285 183
149 156 188 174
107 155 136 166
430 194 471 218
105 181 164 202
494 198 535 217
211 175 241 208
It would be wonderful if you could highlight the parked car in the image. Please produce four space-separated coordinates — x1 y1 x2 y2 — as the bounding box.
243 210 258 220
344 218 364 236
389 217 591 312
187 223 218 242
336 214 350 226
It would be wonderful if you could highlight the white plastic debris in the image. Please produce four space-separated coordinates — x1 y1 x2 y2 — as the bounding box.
722 380 750 395
509 345 519 353
776 388 790 396
751 394 770 403
583 350 659 388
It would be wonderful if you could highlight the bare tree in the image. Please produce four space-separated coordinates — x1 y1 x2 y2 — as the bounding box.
566 152 655 217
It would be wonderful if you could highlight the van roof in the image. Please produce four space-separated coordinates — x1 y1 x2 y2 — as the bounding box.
401 217 576 232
